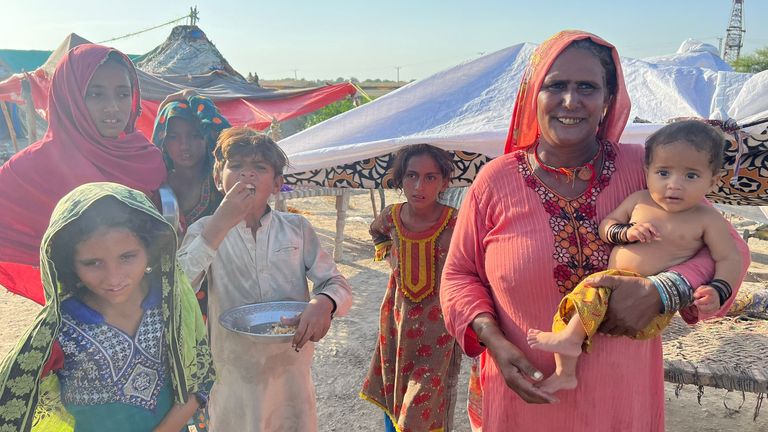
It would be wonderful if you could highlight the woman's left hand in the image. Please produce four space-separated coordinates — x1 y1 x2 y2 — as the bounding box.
583 273 662 336
284 296 334 351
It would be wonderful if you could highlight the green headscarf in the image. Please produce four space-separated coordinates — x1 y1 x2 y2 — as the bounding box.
0 182 214 431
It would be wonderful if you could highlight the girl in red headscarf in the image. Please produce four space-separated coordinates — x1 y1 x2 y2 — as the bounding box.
0 44 166 304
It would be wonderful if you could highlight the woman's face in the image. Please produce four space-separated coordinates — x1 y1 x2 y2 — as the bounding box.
165 117 206 169
536 47 610 151
401 153 448 211
84 61 133 138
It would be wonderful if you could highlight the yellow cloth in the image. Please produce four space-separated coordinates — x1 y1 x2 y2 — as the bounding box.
552 269 674 352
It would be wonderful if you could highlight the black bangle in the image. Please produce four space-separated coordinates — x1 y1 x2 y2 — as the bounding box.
316 292 337 318
194 391 208 408
606 223 636 245
709 279 733 306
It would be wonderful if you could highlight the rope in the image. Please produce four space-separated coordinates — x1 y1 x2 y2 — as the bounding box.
97 15 189 44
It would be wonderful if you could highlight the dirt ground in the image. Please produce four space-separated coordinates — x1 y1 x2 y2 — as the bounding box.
0 190 766 431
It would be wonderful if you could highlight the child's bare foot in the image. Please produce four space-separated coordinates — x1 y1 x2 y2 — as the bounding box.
527 328 583 357
537 372 578 393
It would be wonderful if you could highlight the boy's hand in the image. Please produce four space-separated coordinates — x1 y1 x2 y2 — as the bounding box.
693 285 720 318
202 181 260 249
213 181 259 229
285 296 334 351
626 222 660 243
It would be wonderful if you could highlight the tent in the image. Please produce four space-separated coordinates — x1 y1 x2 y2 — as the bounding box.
0 26 356 139
277 40 768 206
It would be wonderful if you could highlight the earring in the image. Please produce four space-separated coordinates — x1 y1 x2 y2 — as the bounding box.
145 266 153 274
75 281 84 289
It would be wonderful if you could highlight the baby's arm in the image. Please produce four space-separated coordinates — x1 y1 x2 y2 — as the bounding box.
695 209 744 316
599 190 658 244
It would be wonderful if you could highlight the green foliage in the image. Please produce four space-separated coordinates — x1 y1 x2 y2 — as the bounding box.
303 97 370 129
731 47 768 73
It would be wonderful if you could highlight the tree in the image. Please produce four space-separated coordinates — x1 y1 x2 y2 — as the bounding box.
731 47 768 73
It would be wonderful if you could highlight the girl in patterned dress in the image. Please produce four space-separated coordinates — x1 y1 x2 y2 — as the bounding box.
361 144 462 432
0 182 214 432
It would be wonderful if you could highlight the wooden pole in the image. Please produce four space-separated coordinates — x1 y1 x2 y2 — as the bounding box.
21 77 37 142
0 102 19 153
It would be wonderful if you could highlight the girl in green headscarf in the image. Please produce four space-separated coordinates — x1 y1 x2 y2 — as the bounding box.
0 182 214 432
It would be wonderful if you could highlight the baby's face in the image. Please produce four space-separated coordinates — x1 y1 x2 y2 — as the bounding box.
645 140 717 213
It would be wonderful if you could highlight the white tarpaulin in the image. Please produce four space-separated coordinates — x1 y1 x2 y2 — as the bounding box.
279 40 767 174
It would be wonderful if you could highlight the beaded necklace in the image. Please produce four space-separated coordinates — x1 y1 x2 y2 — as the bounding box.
533 140 602 184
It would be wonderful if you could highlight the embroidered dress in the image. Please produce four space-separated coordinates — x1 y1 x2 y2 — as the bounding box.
0 183 214 432
56 289 172 431
361 203 462 432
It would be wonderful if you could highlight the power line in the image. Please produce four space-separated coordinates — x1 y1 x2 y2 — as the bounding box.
97 14 189 44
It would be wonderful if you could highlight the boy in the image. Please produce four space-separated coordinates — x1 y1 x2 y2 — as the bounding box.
527 120 744 393
178 127 352 432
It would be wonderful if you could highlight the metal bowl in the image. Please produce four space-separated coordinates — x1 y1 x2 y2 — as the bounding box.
219 301 307 344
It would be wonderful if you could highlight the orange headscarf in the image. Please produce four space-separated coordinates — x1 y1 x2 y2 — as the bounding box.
503 30 631 153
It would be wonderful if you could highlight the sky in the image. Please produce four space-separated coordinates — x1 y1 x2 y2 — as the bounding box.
3 1 768 81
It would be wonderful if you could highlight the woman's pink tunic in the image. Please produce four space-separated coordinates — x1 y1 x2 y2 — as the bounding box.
441 143 747 431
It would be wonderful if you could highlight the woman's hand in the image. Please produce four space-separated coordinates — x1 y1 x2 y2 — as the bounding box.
473 314 558 404
284 295 334 351
583 274 662 336
158 88 198 111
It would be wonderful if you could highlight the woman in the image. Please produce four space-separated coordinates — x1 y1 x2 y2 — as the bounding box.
0 182 213 431
439 30 749 431
152 95 230 233
0 44 166 304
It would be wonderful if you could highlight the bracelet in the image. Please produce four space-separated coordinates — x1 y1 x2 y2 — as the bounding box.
606 223 636 245
648 271 694 313
316 293 337 319
473 320 496 347
194 391 208 408
709 279 733 306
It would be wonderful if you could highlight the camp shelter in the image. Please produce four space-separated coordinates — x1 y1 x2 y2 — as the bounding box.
277 39 768 207
0 26 356 142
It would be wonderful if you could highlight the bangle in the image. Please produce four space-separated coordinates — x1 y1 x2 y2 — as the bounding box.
606 223 636 245
473 320 496 347
316 293 337 318
648 271 694 313
709 279 733 306
194 391 208 408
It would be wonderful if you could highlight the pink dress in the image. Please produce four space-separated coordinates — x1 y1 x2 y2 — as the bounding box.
440 141 748 431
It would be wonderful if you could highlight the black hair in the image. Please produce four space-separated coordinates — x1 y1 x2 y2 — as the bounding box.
566 39 618 98
644 120 725 173
390 144 454 189
49 197 173 298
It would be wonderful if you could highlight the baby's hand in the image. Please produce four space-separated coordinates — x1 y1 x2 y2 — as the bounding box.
626 222 660 243
288 295 335 351
693 285 720 319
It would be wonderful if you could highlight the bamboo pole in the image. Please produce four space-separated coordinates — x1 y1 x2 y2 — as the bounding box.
0 102 19 153
21 77 37 142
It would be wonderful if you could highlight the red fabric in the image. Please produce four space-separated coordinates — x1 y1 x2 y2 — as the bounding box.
0 44 166 304
133 83 357 136
40 341 64 379
503 30 631 154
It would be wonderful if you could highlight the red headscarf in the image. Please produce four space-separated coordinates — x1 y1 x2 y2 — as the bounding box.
503 30 631 154
0 44 166 304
